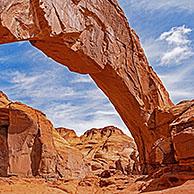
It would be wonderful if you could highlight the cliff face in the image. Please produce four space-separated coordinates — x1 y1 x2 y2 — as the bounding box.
148 100 194 173
0 92 88 178
0 93 194 193
0 92 145 193
0 0 173 168
57 126 140 176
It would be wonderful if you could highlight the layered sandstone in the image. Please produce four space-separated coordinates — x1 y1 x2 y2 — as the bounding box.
57 126 140 176
0 92 87 178
0 93 194 193
1 174 194 194
0 92 146 193
0 0 173 169
148 100 194 174
0 92 140 179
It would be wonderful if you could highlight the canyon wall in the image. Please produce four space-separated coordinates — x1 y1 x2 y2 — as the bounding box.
0 92 88 178
0 92 140 178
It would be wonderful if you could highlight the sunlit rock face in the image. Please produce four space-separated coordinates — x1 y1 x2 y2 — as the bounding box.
0 90 194 194
0 92 140 180
0 92 88 178
57 126 140 176
0 92 143 192
148 100 194 173
0 0 174 169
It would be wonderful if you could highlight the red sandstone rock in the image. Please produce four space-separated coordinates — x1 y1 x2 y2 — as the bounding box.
0 92 194 193
148 100 194 173
0 92 139 178
58 126 140 176
0 92 146 193
0 0 194 193
171 100 194 165
0 92 87 178
0 175 194 194
0 0 173 168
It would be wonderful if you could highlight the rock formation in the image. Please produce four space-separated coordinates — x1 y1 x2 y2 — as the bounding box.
148 100 194 174
0 0 194 193
0 0 174 170
0 92 146 193
0 92 194 193
0 91 88 178
0 92 140 178
57 126 140 176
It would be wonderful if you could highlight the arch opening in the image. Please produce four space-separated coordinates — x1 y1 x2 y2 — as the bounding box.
0 41 130 136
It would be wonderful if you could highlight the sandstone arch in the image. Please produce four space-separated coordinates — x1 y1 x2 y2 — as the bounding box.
0 0 174 173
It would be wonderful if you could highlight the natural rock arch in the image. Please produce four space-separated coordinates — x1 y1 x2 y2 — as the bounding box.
0 0 174 173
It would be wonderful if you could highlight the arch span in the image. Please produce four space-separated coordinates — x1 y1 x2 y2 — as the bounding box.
0 0 173 173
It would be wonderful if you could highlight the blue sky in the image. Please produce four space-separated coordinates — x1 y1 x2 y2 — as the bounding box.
0 0 194 136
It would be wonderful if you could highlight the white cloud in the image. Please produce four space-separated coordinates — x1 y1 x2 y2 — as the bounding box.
70 76 92 84
1 70 76 101
158 26 193 65
0 56 9 63
46 101 129 136
161 46 193 65
10 71 40 86
159 26 192 46
170 90 194 99
143 25 193 66
158 62 194 102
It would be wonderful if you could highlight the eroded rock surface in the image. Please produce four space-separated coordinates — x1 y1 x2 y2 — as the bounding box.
148 100 194 174
0 92 194 194
0 0 194 193
0 0 173 168
0 92 87 178
57 126 140 176
0 92 140 180
0 92 147 193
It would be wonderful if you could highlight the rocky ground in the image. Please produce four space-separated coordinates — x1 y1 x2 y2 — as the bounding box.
0 175 194 193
